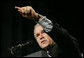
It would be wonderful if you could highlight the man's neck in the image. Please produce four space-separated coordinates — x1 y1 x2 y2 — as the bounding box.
44 44 55 51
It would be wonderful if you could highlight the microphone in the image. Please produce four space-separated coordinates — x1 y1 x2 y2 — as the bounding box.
9 40 34 55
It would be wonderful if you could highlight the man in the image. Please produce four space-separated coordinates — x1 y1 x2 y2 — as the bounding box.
15 6 82 57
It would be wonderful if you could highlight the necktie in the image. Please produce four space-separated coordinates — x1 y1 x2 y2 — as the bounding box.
47 51 52 57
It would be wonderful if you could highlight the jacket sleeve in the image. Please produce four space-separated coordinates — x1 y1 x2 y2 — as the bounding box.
36 16 82 57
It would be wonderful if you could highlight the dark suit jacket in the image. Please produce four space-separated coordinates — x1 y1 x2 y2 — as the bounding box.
41 22 81 57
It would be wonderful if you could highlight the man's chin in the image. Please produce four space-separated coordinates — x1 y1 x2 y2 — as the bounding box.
41 44 49 49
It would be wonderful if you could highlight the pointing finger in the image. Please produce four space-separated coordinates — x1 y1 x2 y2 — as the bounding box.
15 6 21 10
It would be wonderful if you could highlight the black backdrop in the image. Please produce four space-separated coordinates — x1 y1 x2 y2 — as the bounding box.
1 0 82 57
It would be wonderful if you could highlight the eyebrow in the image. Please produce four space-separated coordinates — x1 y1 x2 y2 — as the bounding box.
35 29 44 37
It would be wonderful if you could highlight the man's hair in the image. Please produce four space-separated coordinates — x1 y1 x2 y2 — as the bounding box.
34 24 41 39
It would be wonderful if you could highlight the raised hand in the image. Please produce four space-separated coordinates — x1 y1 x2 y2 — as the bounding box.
15 6 38 20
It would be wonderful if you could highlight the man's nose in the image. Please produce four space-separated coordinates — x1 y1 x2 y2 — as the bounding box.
39 33 44 40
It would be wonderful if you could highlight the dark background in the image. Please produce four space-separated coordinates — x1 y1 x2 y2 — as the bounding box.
1 0 82 57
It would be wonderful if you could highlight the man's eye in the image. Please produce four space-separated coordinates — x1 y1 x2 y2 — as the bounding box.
36 34 39 37
42 30 46 34
42 30 45 33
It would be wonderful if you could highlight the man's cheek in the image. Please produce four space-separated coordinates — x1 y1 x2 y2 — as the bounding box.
43 33 48 37
38 40 41 45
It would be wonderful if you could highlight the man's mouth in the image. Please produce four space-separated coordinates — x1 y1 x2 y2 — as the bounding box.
41 40 47 44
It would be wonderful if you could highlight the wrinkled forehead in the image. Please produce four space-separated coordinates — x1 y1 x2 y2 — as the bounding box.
34 24 43 34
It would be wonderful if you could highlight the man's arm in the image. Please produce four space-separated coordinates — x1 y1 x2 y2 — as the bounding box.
37 15 82 57
37 13 82 56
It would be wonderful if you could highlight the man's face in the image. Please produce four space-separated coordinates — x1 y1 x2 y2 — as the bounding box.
34 25 55 49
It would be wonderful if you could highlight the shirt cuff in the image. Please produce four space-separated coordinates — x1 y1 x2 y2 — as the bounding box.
37 16 53 33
